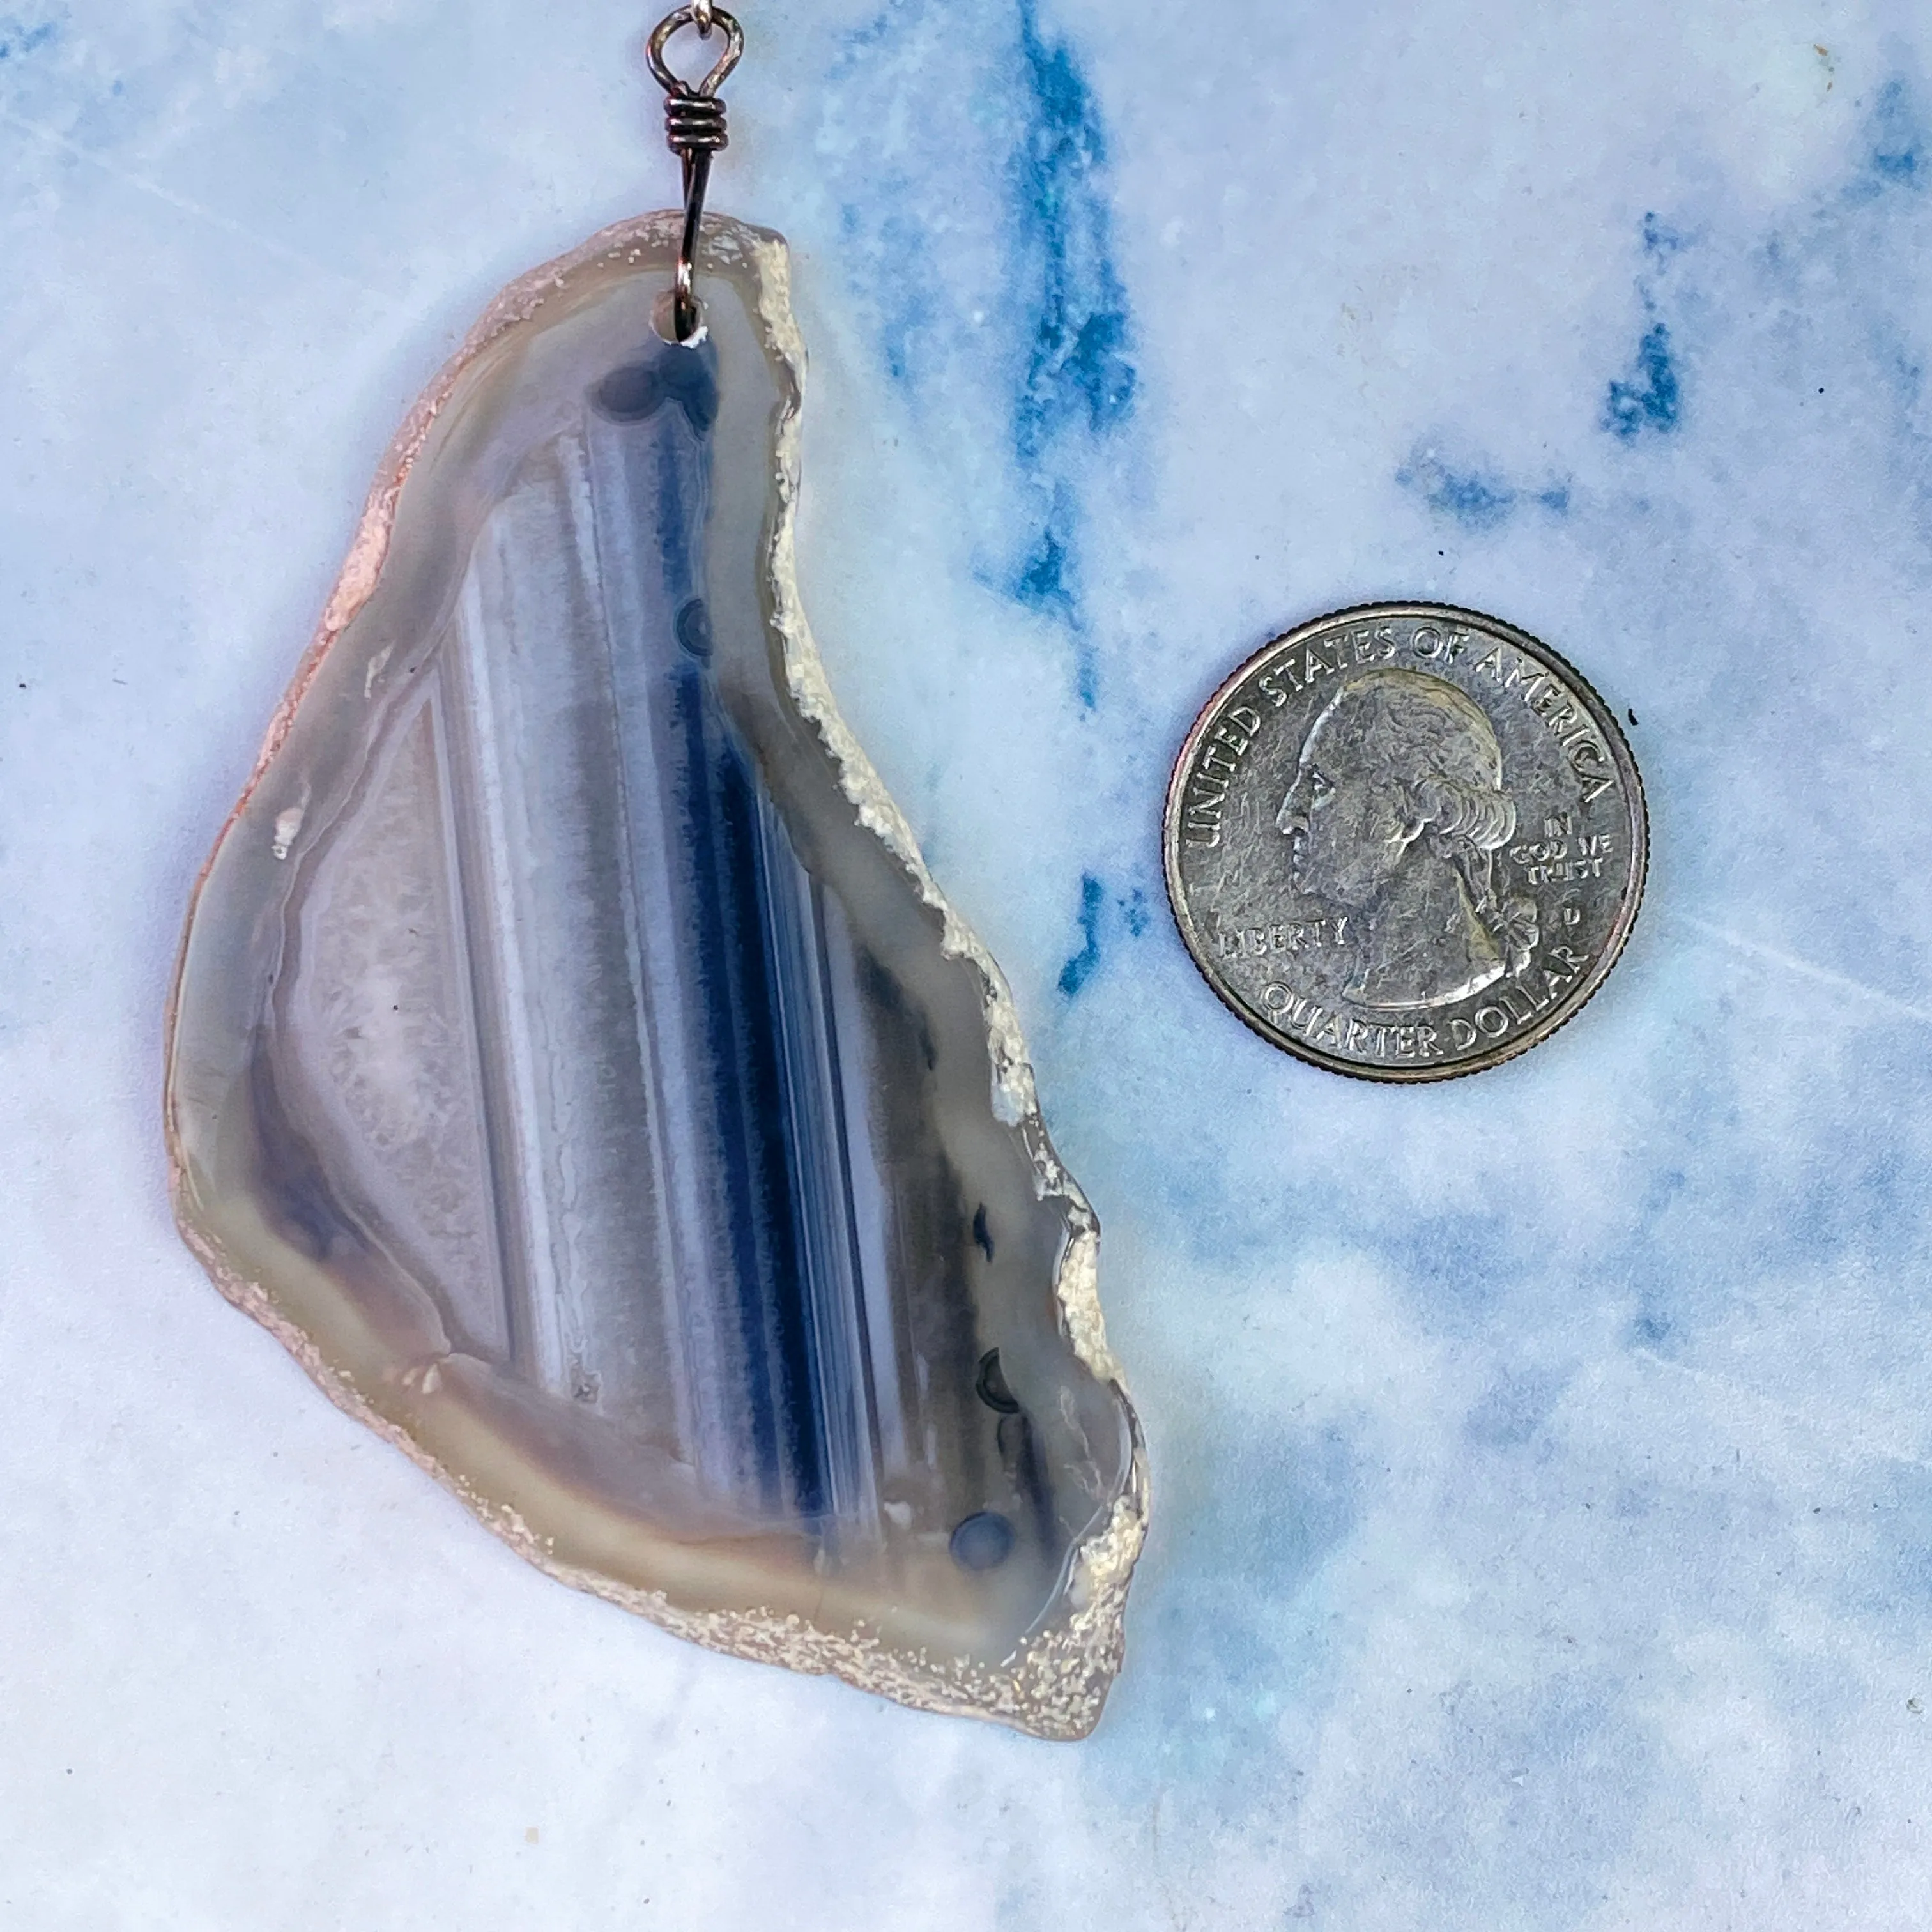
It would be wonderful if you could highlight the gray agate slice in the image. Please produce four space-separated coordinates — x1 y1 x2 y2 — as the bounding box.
164 211 1145 1738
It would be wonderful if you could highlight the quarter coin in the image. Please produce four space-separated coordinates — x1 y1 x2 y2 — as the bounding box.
1162 602 1646 1081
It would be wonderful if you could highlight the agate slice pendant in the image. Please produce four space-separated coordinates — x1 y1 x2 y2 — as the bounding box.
164 211 1146 1737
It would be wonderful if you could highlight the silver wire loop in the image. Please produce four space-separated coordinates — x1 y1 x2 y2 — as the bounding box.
647 6 744 342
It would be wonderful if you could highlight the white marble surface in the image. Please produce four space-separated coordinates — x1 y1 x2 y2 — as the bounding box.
7 0 1932 1924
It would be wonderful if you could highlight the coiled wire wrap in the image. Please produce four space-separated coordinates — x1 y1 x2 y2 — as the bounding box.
664 93 728 157
646 6 743 342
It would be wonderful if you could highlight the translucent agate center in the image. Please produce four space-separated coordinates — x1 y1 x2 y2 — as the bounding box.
164 213 1144 1737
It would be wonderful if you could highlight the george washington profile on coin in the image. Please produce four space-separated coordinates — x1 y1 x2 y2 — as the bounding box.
1275 668 1540 1012
1163 603 1646 1081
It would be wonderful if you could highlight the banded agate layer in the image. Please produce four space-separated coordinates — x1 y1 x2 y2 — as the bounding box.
164 213 1144 1738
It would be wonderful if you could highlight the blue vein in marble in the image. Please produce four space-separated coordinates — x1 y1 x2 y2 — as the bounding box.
1055 877 1153 999
1640 209 1688 258
0 15 54 61
1866 77 1924 188
1056 872 1105 997
827 0 1135 709
1602 214 1687 441
1397 446 1570 532
1006 0 1135 707
1604 321 1681 440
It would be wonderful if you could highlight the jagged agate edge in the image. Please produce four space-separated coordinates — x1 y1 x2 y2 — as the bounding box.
164 210 1149 1740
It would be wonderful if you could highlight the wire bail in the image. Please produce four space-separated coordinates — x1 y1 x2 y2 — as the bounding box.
647 6 744 343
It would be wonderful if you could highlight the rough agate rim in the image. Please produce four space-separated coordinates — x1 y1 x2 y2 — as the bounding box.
163 209 1148 1740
